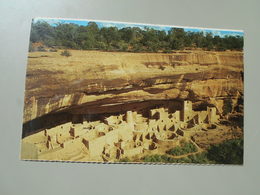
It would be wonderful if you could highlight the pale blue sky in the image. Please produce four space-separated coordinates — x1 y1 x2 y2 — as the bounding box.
33 17 244 37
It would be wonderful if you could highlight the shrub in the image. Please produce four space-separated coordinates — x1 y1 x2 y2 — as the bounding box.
143 155 194 163
143 155 176 163
117 40 128 52
207 138 243 164
132 43 144 53
38 46 47 52
166 141 198 156
60 50 71 57
187 152 212 164
142 152 217 164
49 48 58 52
223 98 233 115
142 139 243 165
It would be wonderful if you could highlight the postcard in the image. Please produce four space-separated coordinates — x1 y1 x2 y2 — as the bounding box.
21 17 244 164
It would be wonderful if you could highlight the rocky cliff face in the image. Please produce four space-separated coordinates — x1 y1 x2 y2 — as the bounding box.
23 50 243 123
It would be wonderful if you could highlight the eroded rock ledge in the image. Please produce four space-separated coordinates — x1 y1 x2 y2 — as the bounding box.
23 50 243 123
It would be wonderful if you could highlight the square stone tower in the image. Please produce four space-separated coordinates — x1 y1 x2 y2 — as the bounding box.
207 107 218 123
181 100 193 122
126 111 134 129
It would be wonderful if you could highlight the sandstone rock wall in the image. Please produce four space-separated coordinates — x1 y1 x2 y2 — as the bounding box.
23 50 243 123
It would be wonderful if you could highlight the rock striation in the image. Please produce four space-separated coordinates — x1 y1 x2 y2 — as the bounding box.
23 50 243 124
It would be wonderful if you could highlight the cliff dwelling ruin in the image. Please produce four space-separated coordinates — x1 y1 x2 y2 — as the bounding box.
20 18 244 164
21 99 242 162
20 48 244 164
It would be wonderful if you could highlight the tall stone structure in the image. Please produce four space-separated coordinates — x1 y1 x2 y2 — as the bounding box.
126 111 134 129
207 107 218 123
126 111 133 123
181 100 193 122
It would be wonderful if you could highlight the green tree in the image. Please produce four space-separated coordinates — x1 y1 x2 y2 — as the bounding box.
119 27 135 43
168 28 186 50
29 20 244 52
223 98 233 115
207 139 243 164
55 23 79 48
30 21 55 46
100 27 120 50
202 33 214 50
166 141 197 156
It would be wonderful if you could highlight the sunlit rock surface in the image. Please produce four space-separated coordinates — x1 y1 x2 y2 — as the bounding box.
23 50 243 123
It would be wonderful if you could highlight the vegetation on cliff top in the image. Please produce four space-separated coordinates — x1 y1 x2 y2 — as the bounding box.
29 21 243 52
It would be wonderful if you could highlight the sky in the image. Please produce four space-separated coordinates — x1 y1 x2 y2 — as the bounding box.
33 17 244 37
